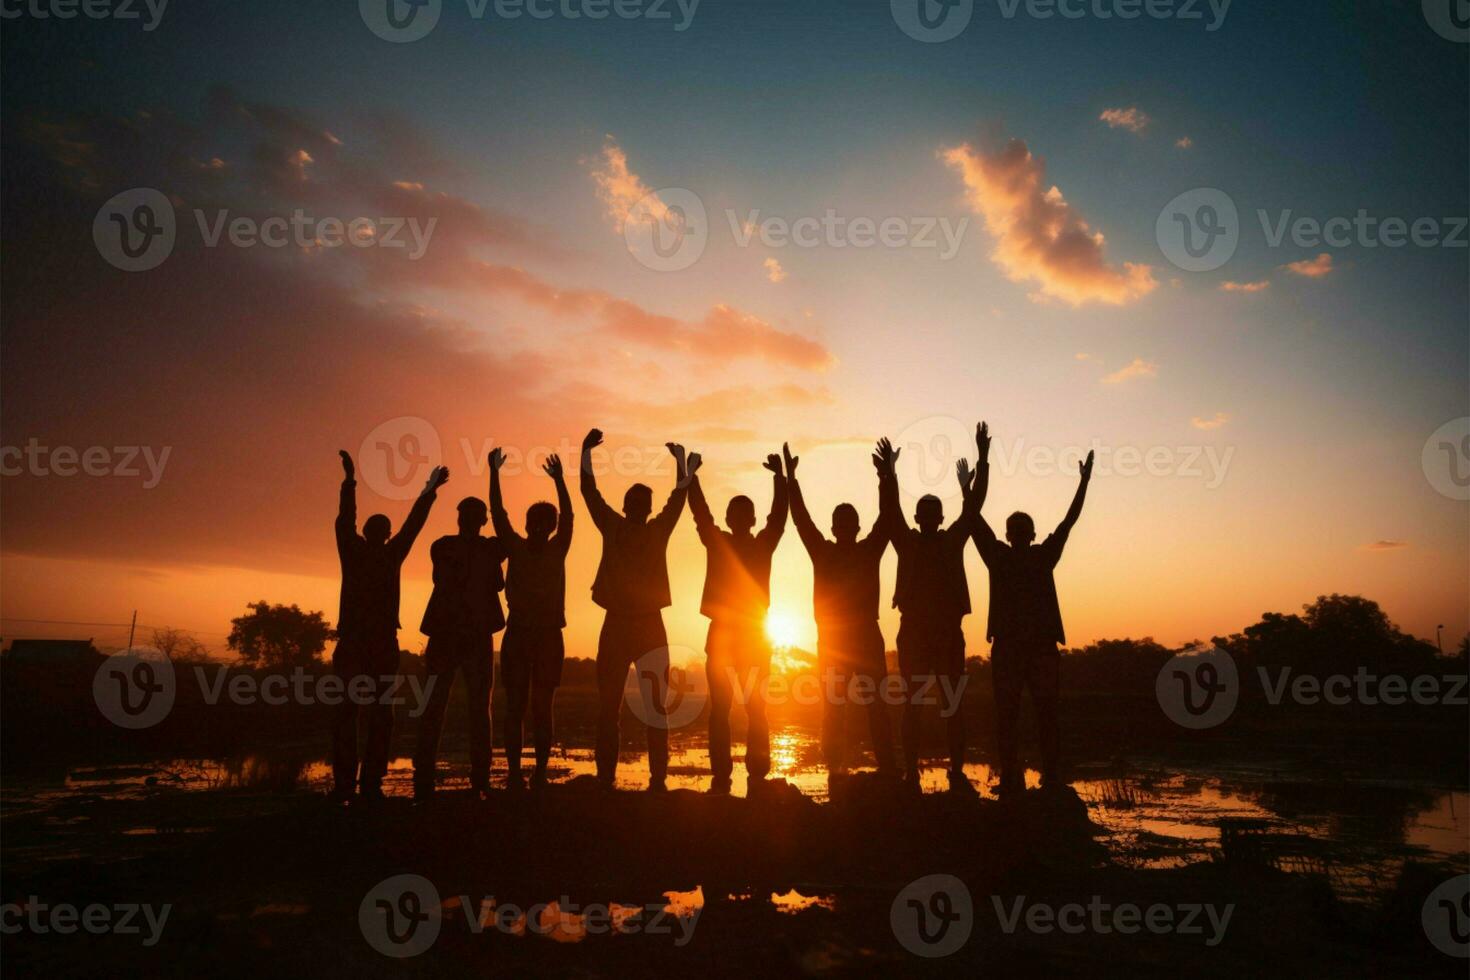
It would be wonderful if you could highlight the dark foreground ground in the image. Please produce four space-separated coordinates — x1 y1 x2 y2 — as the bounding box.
2 772 1463 979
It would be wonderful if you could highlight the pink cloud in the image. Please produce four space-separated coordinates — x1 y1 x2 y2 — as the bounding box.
1191 412 1230 430
1283 253 1334 278
1099 107 1151 133
1102 358 1159 384
1220 280 1270 293
941 138 1157 307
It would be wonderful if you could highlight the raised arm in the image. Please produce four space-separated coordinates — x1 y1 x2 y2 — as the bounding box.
949 422 990 535
758 452 788 547
686 469 716 544
390 464 448 561
972 424 999 553
875 438 907 538
488 448 521 544
536 454 572 553
579 428 618 533
783 444 826 557
335 451 358 555
651 444 694 536
1053 450 1095 543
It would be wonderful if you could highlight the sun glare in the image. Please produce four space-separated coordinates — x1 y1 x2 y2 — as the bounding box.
765 610 800 649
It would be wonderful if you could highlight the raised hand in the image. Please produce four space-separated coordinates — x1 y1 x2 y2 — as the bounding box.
1080 449 1096 482
976 421 991 460
782 442 799 477
666 442 688 464
339 450 354 479
583 429 604 452
543 453 564 480
875 437 900 474
489 447 506 472
424 465 450 493
686 451 703 476
957 457 974 490
762 453 781 475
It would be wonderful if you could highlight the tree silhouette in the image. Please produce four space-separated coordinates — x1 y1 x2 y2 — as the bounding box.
151 626 211 664
227 601 332 669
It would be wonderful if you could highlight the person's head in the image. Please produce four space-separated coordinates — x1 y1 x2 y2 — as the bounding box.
725 495 756 535
525 501 558 541
623 483 653 523
363 514 391 546
457 497 488 535
831 503 860 543
914 494 944 533
1006 511 1036 547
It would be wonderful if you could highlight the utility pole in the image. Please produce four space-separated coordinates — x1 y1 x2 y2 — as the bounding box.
127 610 137 651
1436 624 1444 656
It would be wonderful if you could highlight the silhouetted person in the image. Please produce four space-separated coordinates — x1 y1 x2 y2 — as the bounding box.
580 429 693 791
688 453 788 794
413 476 508 801
974 434 1094 795
332 451 447 804
877 429 985 792
785 443 899 781
489 448 573 791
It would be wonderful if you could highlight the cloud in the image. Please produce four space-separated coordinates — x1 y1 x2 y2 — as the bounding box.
941 138 1157 307
471 265 833 370
1175 136 1193 149
1191 412 1230 430
1099 107 1150 133
1102 358 1159 384
1282 253 1334 278
1360 540 1409 551
763 257 787 283
589 135 667 233
1220 280 1270 293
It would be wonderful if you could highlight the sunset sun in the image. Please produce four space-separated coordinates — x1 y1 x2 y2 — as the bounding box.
765 610 800 649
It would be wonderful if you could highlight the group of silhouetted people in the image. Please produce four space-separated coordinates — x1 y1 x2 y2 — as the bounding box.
330 423 1093 804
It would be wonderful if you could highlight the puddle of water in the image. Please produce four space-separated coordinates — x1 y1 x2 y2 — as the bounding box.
770 889 836 914
3 729 1464 906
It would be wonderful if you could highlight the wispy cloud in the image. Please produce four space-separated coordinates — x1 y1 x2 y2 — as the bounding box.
941 138 1156 307
1175 136 1194 149
1360 540 1409 551
763 257 787 283
1191 412 1230 430
1220 280 1270 293
588 136 667 233
1102 358 1158 384
1283 253 1335 278
1100 107 1151 133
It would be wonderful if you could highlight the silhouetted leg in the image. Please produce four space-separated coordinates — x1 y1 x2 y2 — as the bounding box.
464 639 494 791
414 638 456 796
594 615 626 784
991 639 1024 792
531 680 555 780
360 637 399 796
860 624 898 773
330 640 362 796
636 615 671 787
819 651 846 773
745 634 771 781
503 629 530 782
944 626 966 778
706 631 735 787
1032 647 1061 786
897 621 925 779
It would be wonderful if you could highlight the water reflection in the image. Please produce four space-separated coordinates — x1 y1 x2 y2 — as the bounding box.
3 727 1465 905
